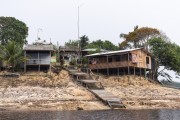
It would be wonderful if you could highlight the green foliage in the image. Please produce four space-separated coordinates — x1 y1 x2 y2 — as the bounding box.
65 36 118 51
65 35 89 49
119 26 160 49
149 37 180 73
0 41 27 71
119 40 132 50
65 40 79 48
87 39 118 51
81 57 88 64
69 59 77 65
0 17 28 46
80 35 89 49
148 37 180 81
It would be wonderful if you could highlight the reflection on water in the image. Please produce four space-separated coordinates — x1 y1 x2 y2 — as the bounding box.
0 109 180 120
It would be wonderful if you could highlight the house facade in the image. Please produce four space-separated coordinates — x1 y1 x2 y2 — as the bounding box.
24 44 54 72
59 46 108 65
86 48 152 76
59 46 79 65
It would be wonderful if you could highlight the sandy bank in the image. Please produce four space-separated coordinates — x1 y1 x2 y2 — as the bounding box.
0 70 180 111
95 75 180 109
0 70 108 111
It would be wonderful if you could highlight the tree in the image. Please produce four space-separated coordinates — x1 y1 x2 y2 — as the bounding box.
119 26 160 49
148 37 180 81
87 39 118 51
0 41 27 71
65 40 79 48
80 35 89 49
0 17 28 46
65 35 89 49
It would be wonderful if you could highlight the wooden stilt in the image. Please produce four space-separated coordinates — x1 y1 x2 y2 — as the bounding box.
118 68 119 76
24 51 26 72
144 69 147 79
128 52 130 75
127 52 130 82
107 55 109 75
140 68 141 80
38 51 40 72
134 66 135 78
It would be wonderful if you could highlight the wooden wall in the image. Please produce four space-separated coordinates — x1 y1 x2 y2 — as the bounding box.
88 49 151 70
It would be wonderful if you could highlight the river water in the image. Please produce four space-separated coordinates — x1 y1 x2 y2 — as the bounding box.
161 80 180 89
0 109 180 120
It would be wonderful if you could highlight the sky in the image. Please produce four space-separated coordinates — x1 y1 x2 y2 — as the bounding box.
0 0 180 46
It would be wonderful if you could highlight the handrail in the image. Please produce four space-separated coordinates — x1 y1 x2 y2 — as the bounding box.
27 59 50 64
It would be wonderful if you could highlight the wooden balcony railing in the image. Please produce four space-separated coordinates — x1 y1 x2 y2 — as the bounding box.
88 61 133 69
27 59 50 65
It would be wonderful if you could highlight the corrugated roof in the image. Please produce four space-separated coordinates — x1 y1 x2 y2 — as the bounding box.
86 48 142 57
24 44 54 51
82 48 108 52
59 46 79 51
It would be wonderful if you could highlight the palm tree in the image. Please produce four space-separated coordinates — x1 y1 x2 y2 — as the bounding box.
0 41 26 71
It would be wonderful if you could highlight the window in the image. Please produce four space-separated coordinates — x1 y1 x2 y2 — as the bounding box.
129 53 132 61
108 57 112 62
146 57 149 64
115 56 120 62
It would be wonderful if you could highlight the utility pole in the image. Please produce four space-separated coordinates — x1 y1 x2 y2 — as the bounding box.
57 41 60 63
77 4 84 63
78 6 81 62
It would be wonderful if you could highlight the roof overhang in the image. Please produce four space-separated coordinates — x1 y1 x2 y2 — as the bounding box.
86 48 142 57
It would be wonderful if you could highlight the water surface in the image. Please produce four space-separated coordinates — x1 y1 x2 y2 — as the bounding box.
0 109 180 120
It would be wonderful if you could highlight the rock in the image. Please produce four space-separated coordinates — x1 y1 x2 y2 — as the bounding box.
77 107 83 110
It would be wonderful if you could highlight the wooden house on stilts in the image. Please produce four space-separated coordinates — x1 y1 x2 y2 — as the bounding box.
86 48 152 78
23 44 54 72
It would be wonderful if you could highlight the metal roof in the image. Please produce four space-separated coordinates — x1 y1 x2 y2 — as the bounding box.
59 46 79 51
86 48 143 57
24 44 54 51
82 48 108 52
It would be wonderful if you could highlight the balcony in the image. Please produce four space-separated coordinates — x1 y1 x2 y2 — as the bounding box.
26 59 50 65
88 61 133 69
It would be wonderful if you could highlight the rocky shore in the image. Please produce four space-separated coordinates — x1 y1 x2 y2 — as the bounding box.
0 70 180 111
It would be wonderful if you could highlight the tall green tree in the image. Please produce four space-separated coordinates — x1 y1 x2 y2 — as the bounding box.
0 17 28 45
87 39 118 51
119 26 160 49
65 40 79 48
0 41 26 71
148 37 180 81
65 35 89 49
80 35 89 49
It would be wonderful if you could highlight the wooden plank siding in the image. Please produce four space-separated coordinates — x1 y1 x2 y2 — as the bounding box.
89 61 129 69
88 49 151 70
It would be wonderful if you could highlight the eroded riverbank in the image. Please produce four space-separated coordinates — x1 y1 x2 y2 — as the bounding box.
0 70 180 111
